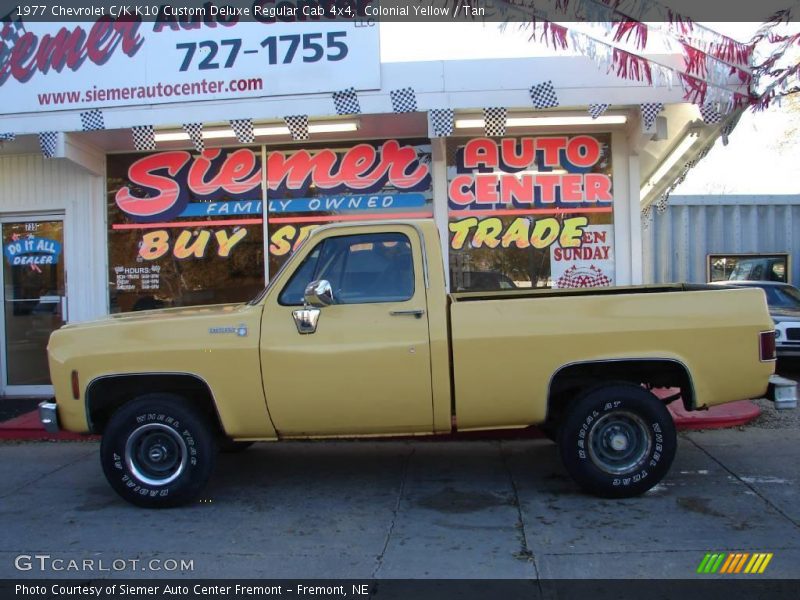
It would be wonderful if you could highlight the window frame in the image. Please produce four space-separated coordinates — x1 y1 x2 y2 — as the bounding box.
277 231 417 307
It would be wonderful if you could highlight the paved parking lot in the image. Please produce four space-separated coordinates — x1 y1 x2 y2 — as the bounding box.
1 410 798 580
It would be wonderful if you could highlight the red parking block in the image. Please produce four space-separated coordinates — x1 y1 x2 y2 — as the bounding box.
653 388 761 430
0 410 98 441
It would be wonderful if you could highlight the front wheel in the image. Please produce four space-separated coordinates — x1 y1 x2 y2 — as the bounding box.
100 394 217 508
558 384 676 498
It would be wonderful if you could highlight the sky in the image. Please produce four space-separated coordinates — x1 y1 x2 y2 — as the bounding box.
379 21 800 196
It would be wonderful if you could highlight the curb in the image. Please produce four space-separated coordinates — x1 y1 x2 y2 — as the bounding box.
0 410 98 441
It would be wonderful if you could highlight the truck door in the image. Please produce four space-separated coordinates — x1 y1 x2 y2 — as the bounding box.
259 225 433 436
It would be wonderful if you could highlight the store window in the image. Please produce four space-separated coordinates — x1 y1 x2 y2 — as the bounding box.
446 135 615 291
708 254 789 283
107 148 265 313
265 139 433 276
106 140 433 312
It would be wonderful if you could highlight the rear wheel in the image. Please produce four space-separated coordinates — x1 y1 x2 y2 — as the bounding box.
100 394 217 508
558 383 676 498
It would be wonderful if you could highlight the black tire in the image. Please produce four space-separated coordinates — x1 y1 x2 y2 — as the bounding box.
558 383 676 498
219 439 255 453
100 394 217 508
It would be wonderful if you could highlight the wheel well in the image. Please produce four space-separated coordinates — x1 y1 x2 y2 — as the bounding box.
546 360 694 427
85 374 225 435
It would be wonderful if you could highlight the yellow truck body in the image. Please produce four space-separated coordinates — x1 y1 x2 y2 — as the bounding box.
44 219 780 506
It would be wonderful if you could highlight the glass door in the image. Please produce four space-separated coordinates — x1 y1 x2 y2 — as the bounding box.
1 217 66 396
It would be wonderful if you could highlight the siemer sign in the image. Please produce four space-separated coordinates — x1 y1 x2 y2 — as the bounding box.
0 11 381 114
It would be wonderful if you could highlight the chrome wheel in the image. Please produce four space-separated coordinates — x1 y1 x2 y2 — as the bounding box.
124 423 188 486
587 411 652 475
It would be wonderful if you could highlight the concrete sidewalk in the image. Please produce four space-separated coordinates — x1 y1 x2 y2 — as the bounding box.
1 422 798 580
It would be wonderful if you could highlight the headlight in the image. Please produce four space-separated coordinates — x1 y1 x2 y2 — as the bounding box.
775 329 782 340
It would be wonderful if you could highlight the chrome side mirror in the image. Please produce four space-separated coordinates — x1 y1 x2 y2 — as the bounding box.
304 279 334 308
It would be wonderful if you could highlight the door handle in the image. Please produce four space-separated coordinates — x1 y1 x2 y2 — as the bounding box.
293 308 320 334
390 309 425 319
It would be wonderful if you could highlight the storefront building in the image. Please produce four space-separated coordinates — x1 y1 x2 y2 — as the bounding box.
0 20 736 396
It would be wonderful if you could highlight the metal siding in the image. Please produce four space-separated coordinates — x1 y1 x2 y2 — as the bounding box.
644 195 800 285
0 154 107 322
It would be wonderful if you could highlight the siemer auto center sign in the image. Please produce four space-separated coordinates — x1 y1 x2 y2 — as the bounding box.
0 6 381 114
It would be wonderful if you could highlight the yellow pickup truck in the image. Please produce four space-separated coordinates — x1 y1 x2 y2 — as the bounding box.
43 220 790 508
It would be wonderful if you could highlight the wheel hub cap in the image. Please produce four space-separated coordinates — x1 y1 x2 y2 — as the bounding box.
124 423 188 487
148 445 167 463
610 433 629 452
587 410 653 475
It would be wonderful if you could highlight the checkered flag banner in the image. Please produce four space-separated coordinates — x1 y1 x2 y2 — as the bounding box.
182 123 204 153
390 87 417 113
229 119 254 143
655 193 670 214
0 132 15 142
80 109 105 131
284 115 309 141
131 125 156 151
721 122 734 146
38 132 58 158
640 103 663 129
483 107 507 137
1 12 26 44
428 109 454 138
529 80 559 109
700 103 722 125
588 103 610 119
641 206 653 230
332 87 361 115
556 265 612 289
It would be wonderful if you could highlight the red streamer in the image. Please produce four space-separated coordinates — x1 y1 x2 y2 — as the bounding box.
612 48 652 85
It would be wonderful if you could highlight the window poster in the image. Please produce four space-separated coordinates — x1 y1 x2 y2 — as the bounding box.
446 135 615 292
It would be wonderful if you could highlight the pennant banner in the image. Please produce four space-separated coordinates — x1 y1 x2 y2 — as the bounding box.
182 123 204 153
332 87 361 115
229 119 254 144
428 109 454 138
38 131 58 158
483 107 507 137
131 125 156 151
80 109 105 131
390 87 418 113
640 103 664 129
699 103 722 124
284 115 309 141
529 80 559 109
588 103 610 119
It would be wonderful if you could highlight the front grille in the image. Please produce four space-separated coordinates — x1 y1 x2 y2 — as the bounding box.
787 328 800 341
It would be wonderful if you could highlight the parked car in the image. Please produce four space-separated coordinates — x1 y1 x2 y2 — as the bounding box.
728 257 786 282
449 269 517 292
43 220 789 508
715 281 800 357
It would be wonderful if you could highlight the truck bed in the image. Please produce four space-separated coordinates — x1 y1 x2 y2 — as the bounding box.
448 285 775 430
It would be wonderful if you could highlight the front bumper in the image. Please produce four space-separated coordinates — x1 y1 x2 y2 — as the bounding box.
38 401 59 433
767 375 797 410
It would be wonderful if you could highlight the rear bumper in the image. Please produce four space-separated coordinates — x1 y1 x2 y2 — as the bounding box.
767 375 797 410
38 400 59 433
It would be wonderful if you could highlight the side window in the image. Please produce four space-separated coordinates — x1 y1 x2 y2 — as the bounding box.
278 232 415 305
278 245 322 305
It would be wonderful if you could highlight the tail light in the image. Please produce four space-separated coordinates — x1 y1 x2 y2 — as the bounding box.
71 370 80 399
760 331 777 362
